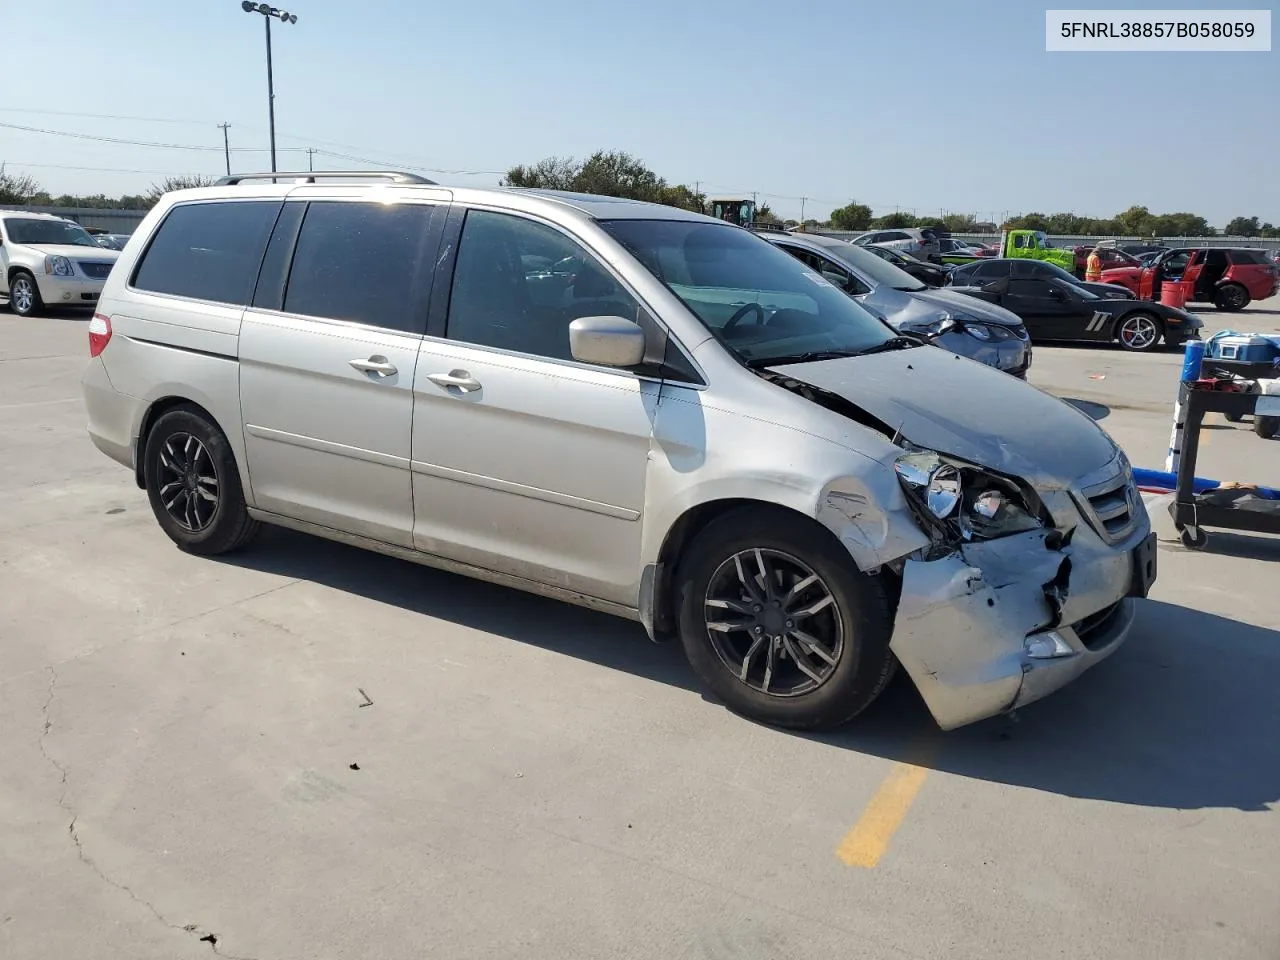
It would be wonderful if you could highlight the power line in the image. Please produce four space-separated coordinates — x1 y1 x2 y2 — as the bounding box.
2 118 504 177
0 106 213 126
312 148 504 177
0 161 207 176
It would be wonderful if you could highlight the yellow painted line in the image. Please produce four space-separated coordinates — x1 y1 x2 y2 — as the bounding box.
835 749 937 869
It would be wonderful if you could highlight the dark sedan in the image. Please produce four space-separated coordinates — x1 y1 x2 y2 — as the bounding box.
860 243 953 287
950 263 1203 352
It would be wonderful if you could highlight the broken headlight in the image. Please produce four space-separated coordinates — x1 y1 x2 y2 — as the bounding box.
894 450 1044 542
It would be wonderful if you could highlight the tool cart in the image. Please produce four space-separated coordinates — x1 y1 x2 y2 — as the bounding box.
1169 380 1280 549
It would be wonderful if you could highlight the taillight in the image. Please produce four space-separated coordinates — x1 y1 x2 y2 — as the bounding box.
88 313 112 357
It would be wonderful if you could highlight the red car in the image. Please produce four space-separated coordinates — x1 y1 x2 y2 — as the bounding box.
1101 247 1279 311
1072 245 1141 277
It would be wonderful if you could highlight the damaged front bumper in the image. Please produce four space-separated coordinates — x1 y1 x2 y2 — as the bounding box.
888 491 1156 731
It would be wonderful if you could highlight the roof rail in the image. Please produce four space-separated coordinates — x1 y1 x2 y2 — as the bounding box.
214 170 437 186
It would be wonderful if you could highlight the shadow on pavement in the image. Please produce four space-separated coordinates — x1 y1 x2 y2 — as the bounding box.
223 531 1280 812
1198 530 1280 563
818 598 1280 812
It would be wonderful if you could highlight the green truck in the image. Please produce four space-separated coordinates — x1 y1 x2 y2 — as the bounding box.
941 229 1076 271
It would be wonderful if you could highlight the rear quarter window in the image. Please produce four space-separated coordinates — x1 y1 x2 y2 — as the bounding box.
132 200 281 305
1228 249 1270 266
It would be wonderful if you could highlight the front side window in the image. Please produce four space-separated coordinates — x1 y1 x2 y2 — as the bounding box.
133 201 280 305
601 219 893 366
4 217 100 248
284 201 437 333
446 210 641 362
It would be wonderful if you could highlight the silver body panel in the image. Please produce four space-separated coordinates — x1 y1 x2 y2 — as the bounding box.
83 182 1149 729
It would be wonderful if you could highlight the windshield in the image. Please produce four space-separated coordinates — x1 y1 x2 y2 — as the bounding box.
1041 262 1085 284
4 218 100 247
601 219 894 365
822 241 926 292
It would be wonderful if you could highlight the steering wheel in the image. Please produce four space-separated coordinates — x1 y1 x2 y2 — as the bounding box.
723 302 766 331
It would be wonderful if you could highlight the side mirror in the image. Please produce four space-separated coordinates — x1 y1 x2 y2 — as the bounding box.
569 316 646 368
1048 286 1066 301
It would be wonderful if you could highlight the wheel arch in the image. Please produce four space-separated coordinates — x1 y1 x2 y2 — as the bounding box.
640 494 914 642
134 396 237 491
1112 308 1164 346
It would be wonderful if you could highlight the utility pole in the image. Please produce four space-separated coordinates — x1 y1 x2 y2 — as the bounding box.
800 197 807 222
307 147 315 171
218 123 232 175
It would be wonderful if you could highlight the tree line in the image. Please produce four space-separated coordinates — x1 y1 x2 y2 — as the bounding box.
4 157 1277 239
0 171 216 210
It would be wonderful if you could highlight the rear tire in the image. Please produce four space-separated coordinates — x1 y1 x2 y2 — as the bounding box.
1257 416 1279 440
8 271 42 317
1115 312 1163 352
143 406 260 555
1213 283 1250 312
674 507 896 730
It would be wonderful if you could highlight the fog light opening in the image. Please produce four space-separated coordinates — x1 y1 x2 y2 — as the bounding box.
1025 630 1074 659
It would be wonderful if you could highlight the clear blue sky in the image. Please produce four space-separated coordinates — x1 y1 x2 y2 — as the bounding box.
5 0 1277 225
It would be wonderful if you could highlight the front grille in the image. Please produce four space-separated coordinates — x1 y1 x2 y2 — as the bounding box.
1074 601 1124 650
76 260 114 280
1074 457 1138 543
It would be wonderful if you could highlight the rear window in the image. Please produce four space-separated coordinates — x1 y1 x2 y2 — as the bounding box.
1228 249 1270 266
132 201 280 305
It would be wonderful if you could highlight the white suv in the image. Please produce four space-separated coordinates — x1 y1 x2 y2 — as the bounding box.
1 210 120 316
81 172 1156 731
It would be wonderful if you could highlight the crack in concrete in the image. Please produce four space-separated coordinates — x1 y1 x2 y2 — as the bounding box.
2 578 304 695
36 665 263 960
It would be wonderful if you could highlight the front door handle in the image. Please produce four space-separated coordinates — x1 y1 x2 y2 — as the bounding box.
350 356 398 377
425 370 482 393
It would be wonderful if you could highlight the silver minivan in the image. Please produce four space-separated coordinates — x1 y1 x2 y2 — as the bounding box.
82 173 1156 731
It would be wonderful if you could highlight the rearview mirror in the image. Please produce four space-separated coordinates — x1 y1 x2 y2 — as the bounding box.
569 316 646 368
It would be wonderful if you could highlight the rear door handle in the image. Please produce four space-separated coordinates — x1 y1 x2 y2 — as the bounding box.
425 370 482 392
350 356 398 377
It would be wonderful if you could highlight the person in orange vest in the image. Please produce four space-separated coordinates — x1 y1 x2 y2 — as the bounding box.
1085 246 1104 282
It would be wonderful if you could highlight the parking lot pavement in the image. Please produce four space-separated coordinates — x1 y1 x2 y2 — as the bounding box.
2 306 1278 960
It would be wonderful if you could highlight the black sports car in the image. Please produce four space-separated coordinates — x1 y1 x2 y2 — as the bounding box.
951 269 1203 352
950 258 1135 300
861 243 952 287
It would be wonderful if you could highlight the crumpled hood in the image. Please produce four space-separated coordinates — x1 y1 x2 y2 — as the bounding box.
908 287 1024 327
770 346 1117 487
859 286 1023 330
21 243 119 260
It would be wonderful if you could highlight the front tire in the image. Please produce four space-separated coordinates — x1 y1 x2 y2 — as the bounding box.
143 406 260 555
674 507 896 730
8 271 42 317
1214 283 1250 312
1257 416 1279 440
1116 312 1164 352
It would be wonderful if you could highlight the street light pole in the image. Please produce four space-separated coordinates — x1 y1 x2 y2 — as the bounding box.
264 13 276 173
240 2 298 175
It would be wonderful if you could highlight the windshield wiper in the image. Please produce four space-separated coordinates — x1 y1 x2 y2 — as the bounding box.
851 336 923 356
746 349 865 369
